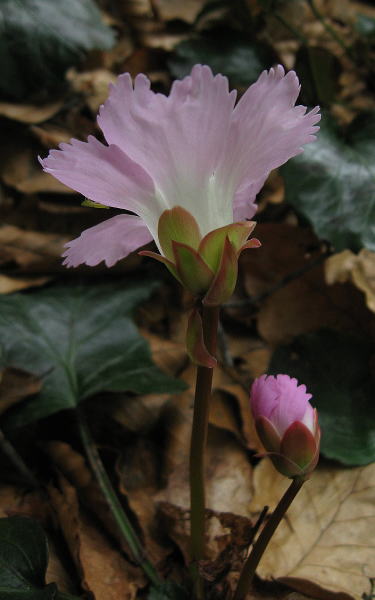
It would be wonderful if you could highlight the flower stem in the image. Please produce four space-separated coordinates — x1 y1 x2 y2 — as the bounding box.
76 408 161 587
233 477 304 600
189 304 220 599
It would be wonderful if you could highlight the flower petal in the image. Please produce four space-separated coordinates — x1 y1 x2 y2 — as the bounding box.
98 65 237 235
250 374 279 421
40 136 165 238
62 214 153 268
217 65 320 217
269 375 313 436
233 175 267 221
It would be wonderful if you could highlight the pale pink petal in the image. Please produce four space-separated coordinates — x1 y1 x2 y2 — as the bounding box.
269 375 313 436
98 65 237 235
301 403 315 432
250 374 314 437
233 175 267 221
217 65 320 218
250 374 279 420
40 136 160 222
63 214 153 268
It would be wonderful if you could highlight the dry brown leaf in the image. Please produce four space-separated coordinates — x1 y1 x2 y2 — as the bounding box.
0 100 64 124
140 329 187 376
0 225 69 272
154 0 207 23
238 224 375 344
49 476 144 600
30 125 73 148
0 484 50 522
0 141 71 194
45 440 139 559
325 249 375 313
46 537 79 595
46 441 109 518
0 273 49 294
251 459 375 600
117 438 174 567
0 367 41 417
112 392 171 433
66 68 117 114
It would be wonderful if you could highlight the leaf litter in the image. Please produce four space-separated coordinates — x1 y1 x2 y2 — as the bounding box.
0 0 375 599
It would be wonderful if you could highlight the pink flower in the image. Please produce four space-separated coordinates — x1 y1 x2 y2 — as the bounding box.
40 65 320 271
250 375 320 479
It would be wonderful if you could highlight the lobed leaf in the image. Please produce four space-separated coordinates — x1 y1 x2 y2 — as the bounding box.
0 282 185 428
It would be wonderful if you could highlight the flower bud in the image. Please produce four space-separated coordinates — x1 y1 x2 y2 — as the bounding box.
250 374 320 479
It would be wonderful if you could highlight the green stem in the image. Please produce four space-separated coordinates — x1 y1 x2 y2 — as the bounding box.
76 409 161 587
233 478 304 600
189 304 220 599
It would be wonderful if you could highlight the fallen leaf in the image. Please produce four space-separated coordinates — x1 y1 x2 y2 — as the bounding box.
325 249 375 313
0 133 72 194
0 224 69 272
31 124 74 148
49 476 144 600
0 367 41 417
0 273 49 294
251 459 375 600
117 438 174 568
66 68 117 113
112 392 172 433
154 0 206 23
0 100 64 124
140 329 188 376
238 224 375 344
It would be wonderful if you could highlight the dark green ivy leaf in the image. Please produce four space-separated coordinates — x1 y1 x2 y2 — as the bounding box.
281 112 375 252
355 14 375 41
0 516 80 600
268 329 375 466
0 282 185 428
168 29 275 88
0 0 115 101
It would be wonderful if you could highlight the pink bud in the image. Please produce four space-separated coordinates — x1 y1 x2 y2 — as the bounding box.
250 375 320 479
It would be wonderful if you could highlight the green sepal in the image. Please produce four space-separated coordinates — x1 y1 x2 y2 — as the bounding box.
158 206 201 262
82 199 110 209
172 241 214 295
281 421 318 472
239 237 261 252
255 415 281 454
199 221 256 272
186 308 217 368
203 237 238 306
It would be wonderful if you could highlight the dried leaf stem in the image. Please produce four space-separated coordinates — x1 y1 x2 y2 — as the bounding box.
189 304 220 599
76 409 161 587
233 477 304 600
